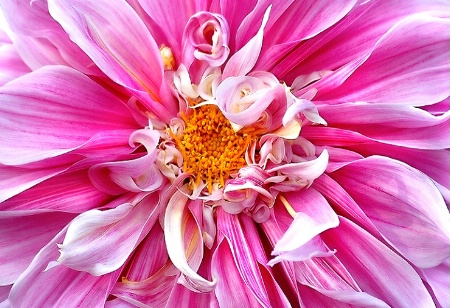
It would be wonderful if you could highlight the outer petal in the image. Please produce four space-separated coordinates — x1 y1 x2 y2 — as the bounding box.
55 193 159 275
48 0 177 119
9 228 122 307
0 0 100 74
0 66 137 166
331 156 450 268
421 259 450 307
323 217 435 308
0 211 75 285
313 15 450 106
1 169 111 213
317 103 450 150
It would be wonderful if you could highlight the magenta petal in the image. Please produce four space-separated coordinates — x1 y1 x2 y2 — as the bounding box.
0 66 137 166
0 211 75 285
323 217 435 307
331 156 450 268
9 228 122 307
315 15 450 105
57 194 159 275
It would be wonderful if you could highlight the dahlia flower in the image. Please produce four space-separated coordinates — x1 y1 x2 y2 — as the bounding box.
1 0 449 307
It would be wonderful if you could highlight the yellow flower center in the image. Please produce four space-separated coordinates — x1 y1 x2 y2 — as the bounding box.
172 104 254 192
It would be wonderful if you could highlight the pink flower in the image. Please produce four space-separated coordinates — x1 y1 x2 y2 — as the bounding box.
1 0 449 307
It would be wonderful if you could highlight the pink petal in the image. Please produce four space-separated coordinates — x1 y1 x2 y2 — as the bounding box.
9 228 122 307
48 0 177 118
217 209 291 307
421 259 450 307
331 156 450 268
0 66 137 166
317 103 449 150
0 285 11 304
323 217 435 307
164 188 215 292
0 211 75 285
0 0 100 75
138 0 210 61
0 43 29 86
222 5 271 79
211 239 264 307
314 15 450 106
1 169 111 213
120 224 168 281
295 256 389 307
56 193 159 275
277 0 449 82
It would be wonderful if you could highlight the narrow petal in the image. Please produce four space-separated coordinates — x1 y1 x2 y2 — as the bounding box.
314 15 450 106
421 259 450 307
322 217 435 308
331 156 450 268
222 6 271 79
9 228 122 307
0 66 137 166
211 239 263 307
56 193 159 276
0 211 75 285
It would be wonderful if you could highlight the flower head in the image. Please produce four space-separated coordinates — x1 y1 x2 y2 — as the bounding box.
0 0 449 307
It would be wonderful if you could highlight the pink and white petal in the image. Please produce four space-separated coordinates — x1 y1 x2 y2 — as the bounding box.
278 0 449 82
295 256 389 307
211 239 263 307
268 189 338 264
105 298 138 308
421 259 450 307
317 103 450 150
0 43 30 86
313 15 450 106
48 0 177 115
0 66 137 166
0 211 75 285
1 169 112 213
313 146 363 173
0 285 11 306
56 193 160 275
0 0 101 75
322 217 435 308
222 6 271 79
9 228 122 307
331 156 450 268
164 188 215 292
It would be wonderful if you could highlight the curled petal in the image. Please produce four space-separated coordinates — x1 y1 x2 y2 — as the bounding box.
55 193 159 276
164 188 216 292
182 12 230 67
284 96 326 126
